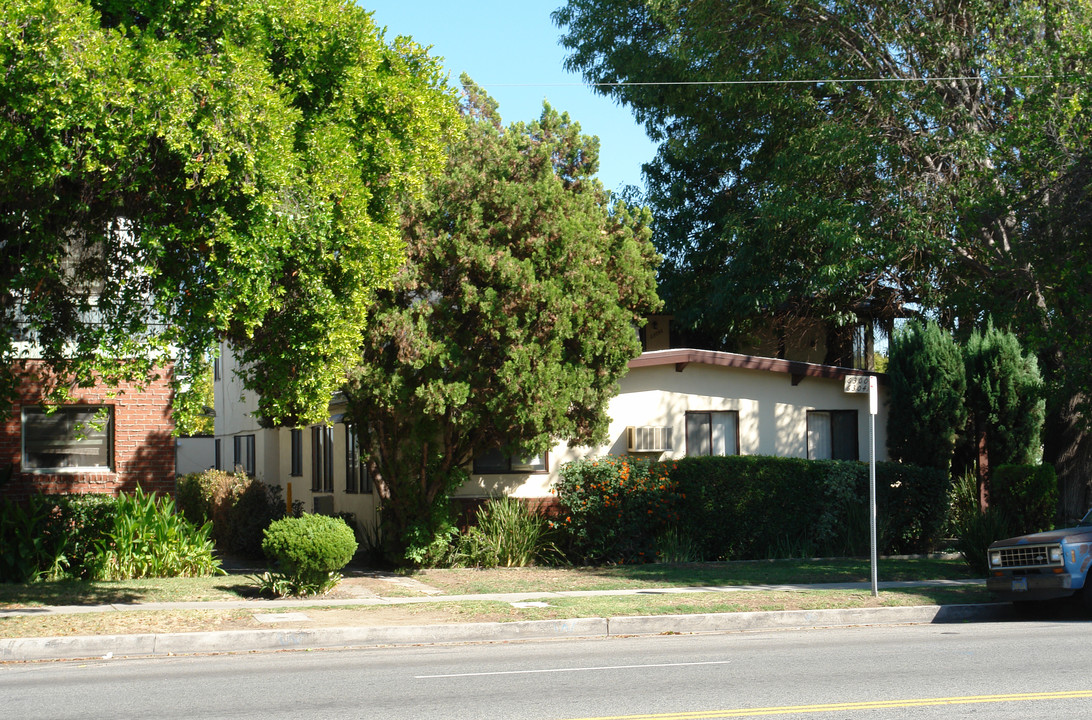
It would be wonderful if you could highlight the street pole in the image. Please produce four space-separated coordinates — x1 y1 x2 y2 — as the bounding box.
869 376 878 597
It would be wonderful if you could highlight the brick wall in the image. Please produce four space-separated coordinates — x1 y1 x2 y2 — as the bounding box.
0 361 176 502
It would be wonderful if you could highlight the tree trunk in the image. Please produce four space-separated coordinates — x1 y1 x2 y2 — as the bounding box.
1043 393 1092 525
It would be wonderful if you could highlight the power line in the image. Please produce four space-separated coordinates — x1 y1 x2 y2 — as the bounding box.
485 75 1052 88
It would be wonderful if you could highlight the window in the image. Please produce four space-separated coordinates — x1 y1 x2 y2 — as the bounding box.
233 434 255 475
807 410 859 460
22 406 113 471
215 438 221 470
290 429 302 477
685 411 739 456
344 424 371 494
473 447 548 474
312 425 333 492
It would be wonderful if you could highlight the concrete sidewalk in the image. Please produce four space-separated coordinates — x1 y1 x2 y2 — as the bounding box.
0 579 1010 663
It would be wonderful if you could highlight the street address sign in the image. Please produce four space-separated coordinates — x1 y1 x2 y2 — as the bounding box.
843 375 870 393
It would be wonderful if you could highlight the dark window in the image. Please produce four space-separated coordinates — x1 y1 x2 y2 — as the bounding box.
21 406 113 471
215 438 221 470
213 357 221 381
344 424 372 494
233 434 255 475
685 411 739 456
312 425 333 492
290 429 302 477
807 410 859 460
473 448 548 474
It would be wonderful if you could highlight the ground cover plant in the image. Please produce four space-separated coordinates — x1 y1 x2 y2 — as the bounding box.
1 489 219 583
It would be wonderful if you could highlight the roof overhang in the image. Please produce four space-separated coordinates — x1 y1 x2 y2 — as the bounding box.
628 348 885 385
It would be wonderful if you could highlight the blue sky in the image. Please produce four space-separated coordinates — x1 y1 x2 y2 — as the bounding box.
363 1 657 194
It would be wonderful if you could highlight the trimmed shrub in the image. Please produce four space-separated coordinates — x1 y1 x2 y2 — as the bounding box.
555 455 951 563
260 514 357 595
554 457 679 564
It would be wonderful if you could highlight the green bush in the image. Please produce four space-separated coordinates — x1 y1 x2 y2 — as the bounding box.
176 469 288 557
554 457 679 563
40 494 119 579
1 494 120 582
555 455 952 563
0 495 66 583
91 487 221 580
451 497 562 568
260 514 357 595
989 464 1058 533
956 506 1012 575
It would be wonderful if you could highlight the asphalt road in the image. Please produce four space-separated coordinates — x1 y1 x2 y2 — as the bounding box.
3 618 1091 719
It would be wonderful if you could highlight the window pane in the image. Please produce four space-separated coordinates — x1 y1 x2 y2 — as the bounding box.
473 447 510 474
711 412 738 456
831 411 859 460
290 429 302 477
807 412 832 460
22 407 112 470
686 413 711 456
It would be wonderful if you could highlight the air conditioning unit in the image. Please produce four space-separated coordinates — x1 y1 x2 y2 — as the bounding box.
627 426 673 453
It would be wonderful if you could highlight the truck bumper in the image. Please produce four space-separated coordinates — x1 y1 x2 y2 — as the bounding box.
987 573 1077 602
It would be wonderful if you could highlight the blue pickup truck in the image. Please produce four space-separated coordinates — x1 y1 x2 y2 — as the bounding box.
986 509 1092 608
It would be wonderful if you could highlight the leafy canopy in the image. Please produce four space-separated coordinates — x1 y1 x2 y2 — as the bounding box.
0 0 455 426
555 0 1092 504
345 78 661 564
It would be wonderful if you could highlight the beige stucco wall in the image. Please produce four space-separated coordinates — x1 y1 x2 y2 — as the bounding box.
215 344 888 527
456 358 889 500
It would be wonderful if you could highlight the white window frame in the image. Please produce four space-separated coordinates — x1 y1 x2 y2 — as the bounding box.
685 411 740 457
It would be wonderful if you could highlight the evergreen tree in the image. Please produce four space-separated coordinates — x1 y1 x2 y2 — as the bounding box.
964 323 1045 505
343 79 661 564
886 321 967 471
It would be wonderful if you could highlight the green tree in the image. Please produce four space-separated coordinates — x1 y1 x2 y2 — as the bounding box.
0 0 454 427
554 0 1092 509
963 323 1045 505
344 78 661 565
886 321 967 472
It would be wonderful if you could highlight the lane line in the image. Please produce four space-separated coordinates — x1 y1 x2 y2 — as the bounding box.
562 690 1092 719
415 660 732 679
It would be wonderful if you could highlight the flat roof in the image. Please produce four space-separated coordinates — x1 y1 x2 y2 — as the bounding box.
628 348 885 383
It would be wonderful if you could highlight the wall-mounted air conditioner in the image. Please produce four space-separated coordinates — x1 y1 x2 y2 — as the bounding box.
627 426 673 453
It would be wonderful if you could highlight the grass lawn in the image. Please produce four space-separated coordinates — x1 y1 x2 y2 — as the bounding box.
0 557 978 608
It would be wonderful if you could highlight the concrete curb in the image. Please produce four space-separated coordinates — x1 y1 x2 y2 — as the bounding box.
0 603 1013 663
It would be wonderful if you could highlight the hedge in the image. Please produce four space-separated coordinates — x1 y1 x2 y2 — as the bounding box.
555 455 950 563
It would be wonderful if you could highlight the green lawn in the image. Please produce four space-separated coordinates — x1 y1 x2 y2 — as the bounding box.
0 557 977 608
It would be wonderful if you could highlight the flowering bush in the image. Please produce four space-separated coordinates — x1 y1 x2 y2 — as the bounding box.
554 457 680 564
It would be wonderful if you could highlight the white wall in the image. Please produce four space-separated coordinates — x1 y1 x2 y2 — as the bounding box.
456 358 888 500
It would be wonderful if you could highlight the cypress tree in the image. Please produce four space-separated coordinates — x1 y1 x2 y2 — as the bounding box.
887 320 967 471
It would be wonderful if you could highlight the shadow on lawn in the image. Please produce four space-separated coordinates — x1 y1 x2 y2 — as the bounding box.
581 557 976 586
0 581 143 607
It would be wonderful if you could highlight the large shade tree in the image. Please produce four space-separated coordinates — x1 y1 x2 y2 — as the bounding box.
344 78 661 564
555 0 1092 510
0 0 454 427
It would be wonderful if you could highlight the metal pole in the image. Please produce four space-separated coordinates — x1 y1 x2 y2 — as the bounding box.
869 408 878 597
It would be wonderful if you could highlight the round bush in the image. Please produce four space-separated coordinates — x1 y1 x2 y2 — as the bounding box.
261 514 358 585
